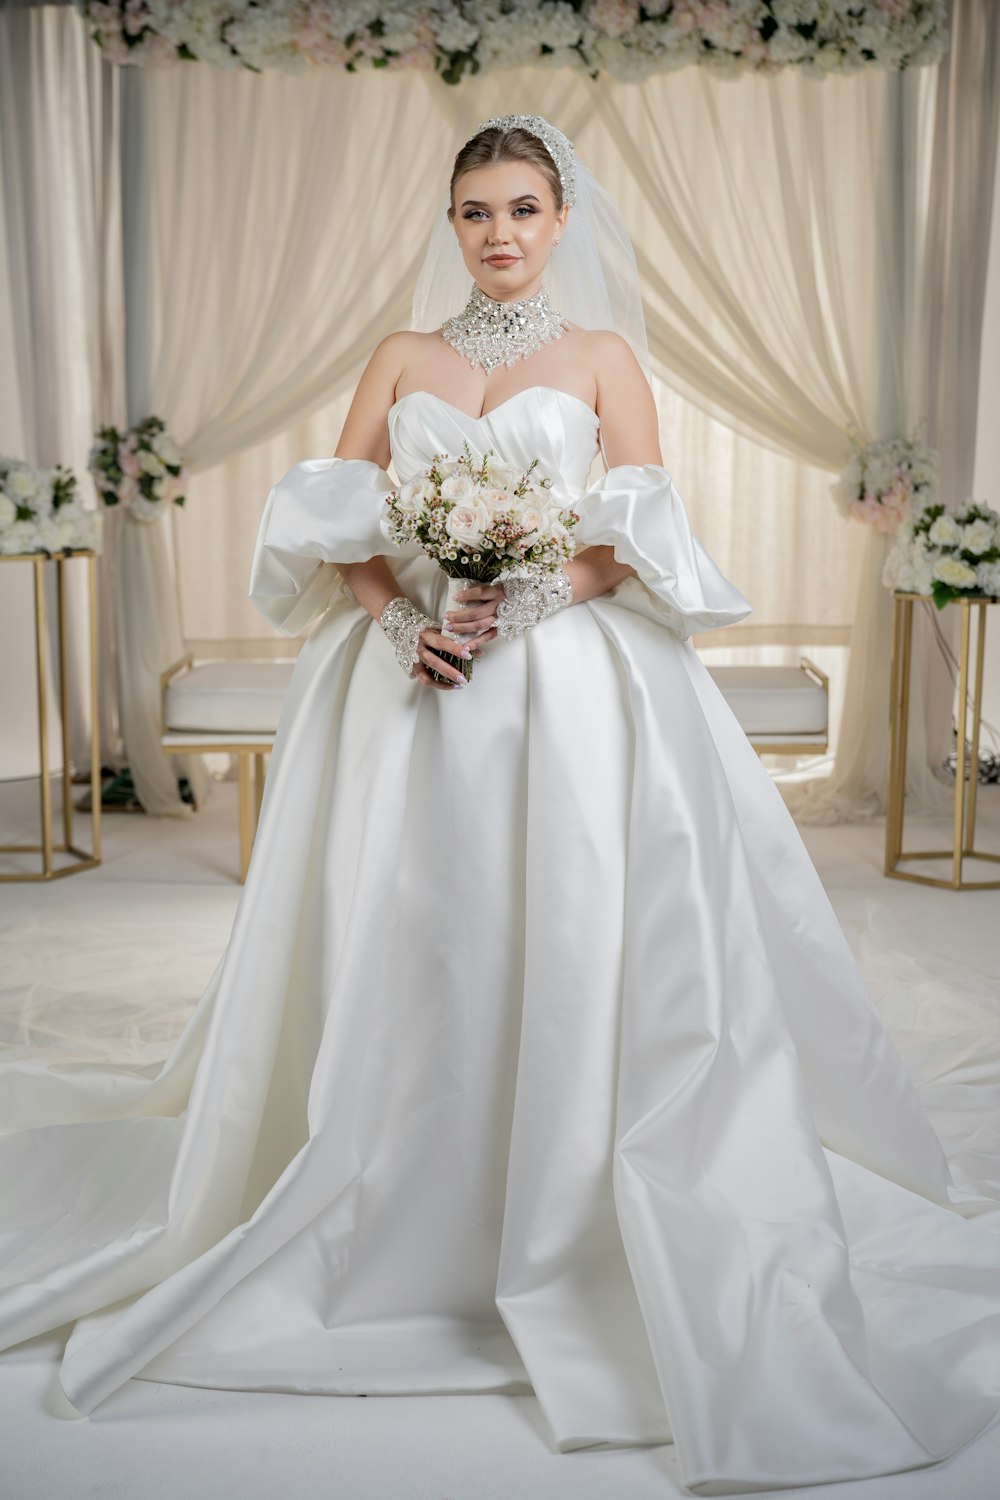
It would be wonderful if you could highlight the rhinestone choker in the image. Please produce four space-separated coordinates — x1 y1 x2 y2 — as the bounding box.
441 283 569 375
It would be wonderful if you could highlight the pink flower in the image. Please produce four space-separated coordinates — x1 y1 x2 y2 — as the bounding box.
590 0 640 40
119 449 141 477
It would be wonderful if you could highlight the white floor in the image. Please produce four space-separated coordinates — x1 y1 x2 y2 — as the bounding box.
0 772 999 1500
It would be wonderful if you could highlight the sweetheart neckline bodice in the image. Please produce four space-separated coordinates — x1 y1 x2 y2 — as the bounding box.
388 385 600 427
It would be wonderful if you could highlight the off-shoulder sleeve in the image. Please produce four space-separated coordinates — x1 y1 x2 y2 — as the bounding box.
248 457 403 635
573 463 752 639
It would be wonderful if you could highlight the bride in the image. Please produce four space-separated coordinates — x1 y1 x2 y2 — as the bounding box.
1 114 999 1498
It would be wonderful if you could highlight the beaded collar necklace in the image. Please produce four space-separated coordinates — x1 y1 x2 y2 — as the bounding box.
441 283 569 374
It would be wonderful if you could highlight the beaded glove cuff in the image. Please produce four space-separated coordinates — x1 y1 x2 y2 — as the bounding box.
495 570 574 641
378 595 441 677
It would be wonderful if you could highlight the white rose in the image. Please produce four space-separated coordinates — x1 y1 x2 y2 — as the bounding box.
0 494 15 527
961 518 995 555
517 507 546 546
480 487 515 515
976 560 1000 596
484 457 520 488
395 477 432 513
152 433 182 466
445 501 490 547
138 449 166 478
130 492 165 523
440 474 476 502
6 469 43 506
928 513 961 547
932 556 977 588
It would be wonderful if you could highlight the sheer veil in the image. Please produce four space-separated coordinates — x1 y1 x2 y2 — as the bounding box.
410 115 652 384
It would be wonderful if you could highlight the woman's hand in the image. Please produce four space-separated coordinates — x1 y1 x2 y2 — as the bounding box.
442 583 503 649
413 623 476 690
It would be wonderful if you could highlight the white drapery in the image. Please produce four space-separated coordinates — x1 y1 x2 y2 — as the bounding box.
3 4 997 820
573 16 1000 819
0 4 124 777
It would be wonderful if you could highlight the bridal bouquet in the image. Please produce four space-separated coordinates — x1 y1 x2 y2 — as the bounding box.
89 415 186 522
833 431 938 534
883 498 1000 607
384 441 580 681
0 456 102 556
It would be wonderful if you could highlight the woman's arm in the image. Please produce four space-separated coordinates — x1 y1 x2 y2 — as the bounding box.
331 331 421 622
562 331 662 604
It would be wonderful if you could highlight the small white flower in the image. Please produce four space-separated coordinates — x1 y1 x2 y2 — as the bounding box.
0 519 41 554
0 494 15 528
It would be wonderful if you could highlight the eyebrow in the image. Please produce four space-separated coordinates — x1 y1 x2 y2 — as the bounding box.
460 193 541 208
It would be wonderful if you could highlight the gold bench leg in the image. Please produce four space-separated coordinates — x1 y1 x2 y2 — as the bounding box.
237 754 253 883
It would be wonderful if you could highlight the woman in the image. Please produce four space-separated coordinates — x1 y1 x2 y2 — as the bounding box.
1 115 998 1498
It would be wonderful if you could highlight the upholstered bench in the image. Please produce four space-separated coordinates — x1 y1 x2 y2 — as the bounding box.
706 658 829 755
161 654 828 878
161 656 296 881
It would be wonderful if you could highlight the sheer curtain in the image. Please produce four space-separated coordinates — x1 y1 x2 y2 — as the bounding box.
571 2 1000 819
0 2 125 776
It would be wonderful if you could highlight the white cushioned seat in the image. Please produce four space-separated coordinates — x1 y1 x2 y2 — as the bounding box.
706 665 828 737
163 661 296 735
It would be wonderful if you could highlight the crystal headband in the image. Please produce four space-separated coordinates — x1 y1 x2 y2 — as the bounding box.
471 113 577 208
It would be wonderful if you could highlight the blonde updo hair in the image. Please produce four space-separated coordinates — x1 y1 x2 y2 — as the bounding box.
446 126 564 222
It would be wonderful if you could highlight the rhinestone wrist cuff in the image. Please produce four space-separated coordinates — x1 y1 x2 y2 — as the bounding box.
495 570 574 641
378 595 440 677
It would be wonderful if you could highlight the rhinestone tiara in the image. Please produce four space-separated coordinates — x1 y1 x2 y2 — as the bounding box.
471 114 577 208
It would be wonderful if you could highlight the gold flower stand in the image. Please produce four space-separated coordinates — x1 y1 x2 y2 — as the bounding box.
0 550 101 881
885 590 998 890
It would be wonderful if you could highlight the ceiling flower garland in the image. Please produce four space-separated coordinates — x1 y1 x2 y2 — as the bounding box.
77 1 949 83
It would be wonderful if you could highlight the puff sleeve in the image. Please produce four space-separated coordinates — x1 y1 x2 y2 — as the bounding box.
248 457 410 635
573 463 752 639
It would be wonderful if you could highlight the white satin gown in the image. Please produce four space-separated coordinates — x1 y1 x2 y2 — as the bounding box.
1 386 999 1497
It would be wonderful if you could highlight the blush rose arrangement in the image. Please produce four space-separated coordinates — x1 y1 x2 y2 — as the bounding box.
383 441 580 681
833 431 939 534
88 415 186 523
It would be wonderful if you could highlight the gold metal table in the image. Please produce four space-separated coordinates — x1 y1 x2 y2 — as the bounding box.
0 549 101 881
885 590 998 890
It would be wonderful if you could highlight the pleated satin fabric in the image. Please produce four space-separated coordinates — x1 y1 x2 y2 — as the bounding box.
1 386 998 1496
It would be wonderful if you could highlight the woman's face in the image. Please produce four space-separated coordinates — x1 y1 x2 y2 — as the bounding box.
451 160 569 302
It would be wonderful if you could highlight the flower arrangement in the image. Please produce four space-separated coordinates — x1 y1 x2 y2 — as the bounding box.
384 441 579 680
832 432 938 534
883 498 1000 608
76 1 948 84
88 415 187 523
0 458 103 556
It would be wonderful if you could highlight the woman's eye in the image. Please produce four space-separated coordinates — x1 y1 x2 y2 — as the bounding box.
463 207 536 221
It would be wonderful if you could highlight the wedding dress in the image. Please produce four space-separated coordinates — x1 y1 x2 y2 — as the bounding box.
1 384 999 1498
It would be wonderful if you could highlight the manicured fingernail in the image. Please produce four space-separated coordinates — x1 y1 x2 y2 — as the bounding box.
453 676 467 688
